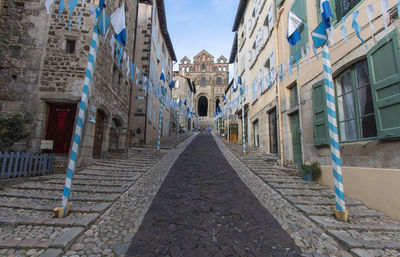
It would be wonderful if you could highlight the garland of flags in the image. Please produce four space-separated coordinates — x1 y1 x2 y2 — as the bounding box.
218 0 396 113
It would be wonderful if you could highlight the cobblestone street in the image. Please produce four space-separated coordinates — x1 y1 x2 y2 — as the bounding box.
126 134 301 257
0 133 400 256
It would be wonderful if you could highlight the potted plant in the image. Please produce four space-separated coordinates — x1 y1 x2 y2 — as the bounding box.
300 161 321 181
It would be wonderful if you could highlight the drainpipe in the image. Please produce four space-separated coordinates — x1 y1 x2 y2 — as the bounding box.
274 6 285 166
127 0 140 147
144 3 154 145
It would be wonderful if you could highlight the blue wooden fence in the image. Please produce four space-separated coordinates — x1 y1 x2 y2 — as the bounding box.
0 152 54 179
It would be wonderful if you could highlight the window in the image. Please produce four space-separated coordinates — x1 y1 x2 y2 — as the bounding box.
148 99 152 122
216 77 222 85
262 52 275 92
162 43 166 56
153 108 157 128
335 60 377 141
335 0 361 21
66 39 76 54
289 85 298 109
290 0 307 64
201 64 206 70
200 77 206 86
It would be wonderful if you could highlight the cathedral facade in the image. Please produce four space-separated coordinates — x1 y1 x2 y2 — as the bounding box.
178 50 229 128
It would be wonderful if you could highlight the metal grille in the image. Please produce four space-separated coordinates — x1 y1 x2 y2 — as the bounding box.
335 0 362 20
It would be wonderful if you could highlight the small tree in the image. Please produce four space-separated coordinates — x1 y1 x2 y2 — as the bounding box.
0 114 31 151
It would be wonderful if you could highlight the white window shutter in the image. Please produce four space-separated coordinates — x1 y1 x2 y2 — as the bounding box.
268 6 273 31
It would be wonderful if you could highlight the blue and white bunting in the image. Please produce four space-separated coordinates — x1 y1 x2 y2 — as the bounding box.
286 11 302 46
352 10 368 49
59 0 65 18
45 0 53 14
110 4 127 46
68 0 78 31
381 0 389 38
98 9 110 35
367 4 375 41
341 16 349 43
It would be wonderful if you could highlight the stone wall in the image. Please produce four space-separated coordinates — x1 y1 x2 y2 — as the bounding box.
0 0 138 169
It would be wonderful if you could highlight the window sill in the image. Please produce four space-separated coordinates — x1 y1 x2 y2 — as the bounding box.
287 106 299 115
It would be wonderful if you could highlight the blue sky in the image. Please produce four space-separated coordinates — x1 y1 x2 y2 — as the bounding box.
165 0 240 73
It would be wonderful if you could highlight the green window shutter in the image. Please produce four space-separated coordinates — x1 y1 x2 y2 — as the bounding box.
313 80 329 146
276 0 285 7
289 0 308 64
367 30 400 139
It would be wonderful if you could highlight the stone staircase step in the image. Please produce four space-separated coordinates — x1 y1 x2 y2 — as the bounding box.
285 196 363 206
328 230 400 250
0 197 110 213
0 189 120 202
310 215 400 231
270 182 329 190
0 226 84 249
276 188 336 197
72 173 139 181
11 182 127 194
44 178 131 187
0 207 99 227
295 204 384 217
78 169 143 177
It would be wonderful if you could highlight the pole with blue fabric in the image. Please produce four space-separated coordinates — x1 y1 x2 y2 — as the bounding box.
227 111 230 142
176 101 180 140
238 76 246 155
55 4 102 218
157 74 166 151
320 0 347 221
322 44 347 221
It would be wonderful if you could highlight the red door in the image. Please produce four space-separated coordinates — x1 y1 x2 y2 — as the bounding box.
45 103 77 154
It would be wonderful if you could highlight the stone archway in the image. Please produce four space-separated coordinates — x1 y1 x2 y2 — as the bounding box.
198 96 208 117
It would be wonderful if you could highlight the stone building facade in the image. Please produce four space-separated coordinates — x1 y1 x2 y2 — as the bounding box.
0 0 138 170
178 50 229 129
230 0 400 219
171 71 196 132
132 0 176 145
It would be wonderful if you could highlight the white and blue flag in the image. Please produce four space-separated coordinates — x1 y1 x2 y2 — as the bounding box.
98 9 110 35
286 11 302 46
110 5 126 46
160 72 166 83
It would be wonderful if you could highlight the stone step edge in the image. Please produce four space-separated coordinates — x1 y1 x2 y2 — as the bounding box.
0 227 84 251
0 192 119 202
11 184 128 194
0 213 99 228
0 201 111 213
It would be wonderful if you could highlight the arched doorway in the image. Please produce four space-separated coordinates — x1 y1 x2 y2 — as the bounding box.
93 110 107 158
110 118 122 149
215 98 221 112
198 96 208 117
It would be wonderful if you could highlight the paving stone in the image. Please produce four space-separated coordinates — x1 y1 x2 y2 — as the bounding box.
51 227 85 249
39 248 63 257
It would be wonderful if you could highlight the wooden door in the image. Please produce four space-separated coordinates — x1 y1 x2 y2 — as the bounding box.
45 103 77 154
93 110 106 158
254 120 260 147
268 109 278 154
290 112 303 164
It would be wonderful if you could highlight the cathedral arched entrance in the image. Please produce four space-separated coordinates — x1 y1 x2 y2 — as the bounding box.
198 96 208 117
215 98 221 112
